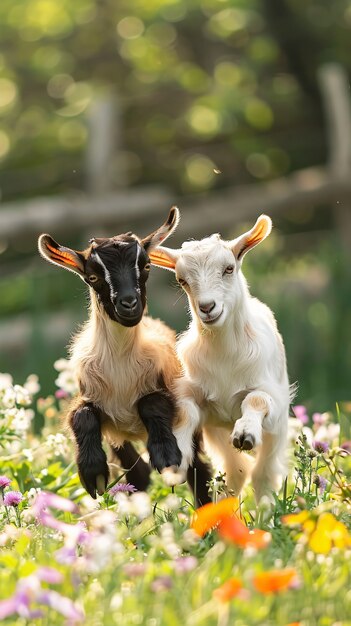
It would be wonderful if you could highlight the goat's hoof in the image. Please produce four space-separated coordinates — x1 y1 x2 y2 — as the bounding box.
96 474 106 496
161 466 186 487
233 433 255 451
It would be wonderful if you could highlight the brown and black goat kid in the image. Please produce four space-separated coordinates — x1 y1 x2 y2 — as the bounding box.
38 209 211 502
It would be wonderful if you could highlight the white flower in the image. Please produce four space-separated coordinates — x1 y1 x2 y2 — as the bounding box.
12 408 34 434
110 593 123 610
114 492 133 517
55 370 77 395
314 423 340 444
163 494 181 511
27 487 42 505
0 373 13 390
54 358 71 372
1 387 16 409
24 374 40 395
130 492 151 520
46 433 70 457
13 384 32 406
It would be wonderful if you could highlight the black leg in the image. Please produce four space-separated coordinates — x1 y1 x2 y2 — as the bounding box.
111 442 151 492
187 433 212 507
70 403 109 499
137 391 182 472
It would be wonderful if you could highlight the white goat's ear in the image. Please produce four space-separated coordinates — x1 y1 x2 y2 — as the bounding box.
148 246 179 272
231 215 272 262
141 206 180 253
38 234 86 276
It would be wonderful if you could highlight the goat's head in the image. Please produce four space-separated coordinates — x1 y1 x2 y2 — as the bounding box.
38 207 180 327
149 214 272 328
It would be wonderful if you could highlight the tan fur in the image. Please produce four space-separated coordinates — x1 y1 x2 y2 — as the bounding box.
68 293 182 448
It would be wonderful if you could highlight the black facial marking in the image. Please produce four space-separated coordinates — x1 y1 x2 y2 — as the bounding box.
84 234 150 326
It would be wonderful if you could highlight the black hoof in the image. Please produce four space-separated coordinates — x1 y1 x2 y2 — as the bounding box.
233 433 255 451
78 451 109 499
148 437 182 473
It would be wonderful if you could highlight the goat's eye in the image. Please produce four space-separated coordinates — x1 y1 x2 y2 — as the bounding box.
144 263 151 271
224 265 234 275
88 274 99 283
177 278 188 287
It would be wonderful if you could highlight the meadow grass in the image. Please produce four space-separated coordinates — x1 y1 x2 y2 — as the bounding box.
0 367 350 626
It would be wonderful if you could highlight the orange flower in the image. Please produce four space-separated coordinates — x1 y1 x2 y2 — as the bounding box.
213 577 242 602
218 515 271 549
286 623 301 626
191 497 240 537
253 568 298 594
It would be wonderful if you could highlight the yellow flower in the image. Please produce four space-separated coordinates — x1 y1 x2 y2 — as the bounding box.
283 510 351 554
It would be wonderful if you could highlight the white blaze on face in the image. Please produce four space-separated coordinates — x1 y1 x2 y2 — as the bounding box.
93 251 117 304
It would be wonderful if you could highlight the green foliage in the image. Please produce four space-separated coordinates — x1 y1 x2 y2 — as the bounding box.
0 371 351 624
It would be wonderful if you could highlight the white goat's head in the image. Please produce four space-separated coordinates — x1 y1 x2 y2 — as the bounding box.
150 214 272 328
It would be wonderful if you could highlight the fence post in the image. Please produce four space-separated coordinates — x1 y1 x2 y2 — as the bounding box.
85 91 123 194
318 64 351 250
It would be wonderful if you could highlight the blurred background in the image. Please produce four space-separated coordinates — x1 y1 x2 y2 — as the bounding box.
0 0 350 412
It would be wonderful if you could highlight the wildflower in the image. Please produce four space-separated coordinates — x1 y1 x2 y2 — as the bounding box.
191 497 240 537
293 405 309 425
0 476 11 489
3 491 23 507
341 440 351 453
253 568 298 594
313 440 329 454
130 491 151 520
283 510 351 554
24 374 40 395
312 412 328 426
218 515 271 549
123 563 147 577
0 572 84 622
109 482 137 496
213 577 242 602
313 475 328 493
151 576 173 592
0 373 13 390
173 556 198 574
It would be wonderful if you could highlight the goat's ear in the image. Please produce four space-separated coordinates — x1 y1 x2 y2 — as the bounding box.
38 234 86 276
231 215 272 262
141 206 180 253
148 246 179 271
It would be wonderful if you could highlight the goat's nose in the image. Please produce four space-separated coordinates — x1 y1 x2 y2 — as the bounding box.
120 296 138 311
199 301 215 314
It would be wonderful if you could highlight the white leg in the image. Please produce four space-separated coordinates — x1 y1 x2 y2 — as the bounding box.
232 391 273 451
161 394 200 487
202 425 253 495
252 430 287 502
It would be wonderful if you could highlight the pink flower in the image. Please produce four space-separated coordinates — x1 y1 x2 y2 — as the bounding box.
109 483 137 496
123 563 147 577
0 476 11 489
173 556 198 573
3 491 23 507
313 440 329 454
293 405 309 425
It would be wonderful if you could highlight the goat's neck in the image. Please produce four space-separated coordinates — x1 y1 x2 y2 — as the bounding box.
89 292 139 356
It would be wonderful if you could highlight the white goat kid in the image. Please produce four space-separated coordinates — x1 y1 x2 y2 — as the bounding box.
150 215 291 501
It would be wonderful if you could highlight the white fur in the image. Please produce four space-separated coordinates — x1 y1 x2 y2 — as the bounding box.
152 216 292 501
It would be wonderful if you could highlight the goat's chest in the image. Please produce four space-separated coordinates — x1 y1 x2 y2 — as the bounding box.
186 346 259 426
80 351 158 435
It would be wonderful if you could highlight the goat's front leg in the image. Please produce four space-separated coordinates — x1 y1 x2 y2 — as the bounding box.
232 391 273 451
70 403 109 499
137 391 182 482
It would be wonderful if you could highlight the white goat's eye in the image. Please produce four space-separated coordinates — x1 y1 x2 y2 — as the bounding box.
144 263 151 271
88 274 98 283
224 265 234 275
